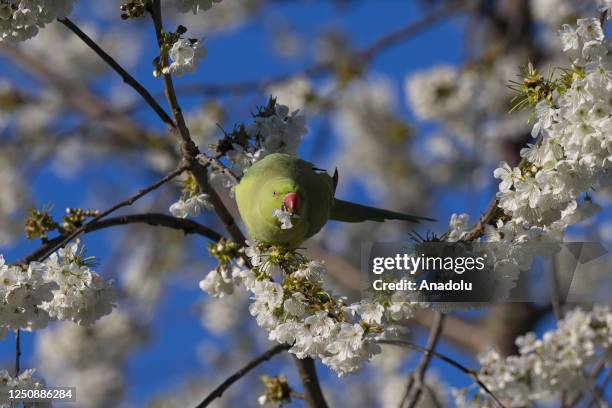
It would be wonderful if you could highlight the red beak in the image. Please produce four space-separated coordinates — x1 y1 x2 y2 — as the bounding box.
283 192 299 214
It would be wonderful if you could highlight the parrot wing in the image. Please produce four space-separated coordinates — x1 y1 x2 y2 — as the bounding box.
330 198 435 223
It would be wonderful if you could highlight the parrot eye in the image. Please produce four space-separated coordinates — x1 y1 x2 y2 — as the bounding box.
272 191 279 197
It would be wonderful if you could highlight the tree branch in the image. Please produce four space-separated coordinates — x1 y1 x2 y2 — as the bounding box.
149 0 245 243
19 212 224 265
411 309 489 353
58 17 176 129
378 340 506 408
195 344 290 408
292 357 329 408
401 312 445 408
149 6 330 407
359 0 467 62
22 166 187 264
461 197 499 242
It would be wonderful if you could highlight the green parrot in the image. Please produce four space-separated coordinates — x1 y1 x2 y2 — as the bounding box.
235 153 434 248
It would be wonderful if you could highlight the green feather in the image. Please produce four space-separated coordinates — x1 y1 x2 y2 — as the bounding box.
330 199 435 223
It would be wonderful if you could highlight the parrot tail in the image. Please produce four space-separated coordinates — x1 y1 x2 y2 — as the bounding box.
330 199 435 223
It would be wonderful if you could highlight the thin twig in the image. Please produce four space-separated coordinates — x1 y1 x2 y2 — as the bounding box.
359 0 467 62
461 197 499 241
14 329 21 376
378 340 506 408
401 312 445 408
19 213 224 265
28 166 187 264
568 358 609 408
58 17 176 129
422 384 443 408
586 371 611 408
195 344 290 408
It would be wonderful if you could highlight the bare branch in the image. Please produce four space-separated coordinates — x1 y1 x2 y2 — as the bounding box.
359 0 468 62
195 344 290 408
401 312 445 408
20 212 224 265
461 197 499 242
378 340 506 408
58 17 176 129
24 166 188 264
150 0 245 243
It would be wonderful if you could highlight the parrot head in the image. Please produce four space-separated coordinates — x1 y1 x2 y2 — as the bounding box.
262 177 304 217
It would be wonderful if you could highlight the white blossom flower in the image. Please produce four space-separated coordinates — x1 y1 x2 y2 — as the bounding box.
272 208 294 229
162 38 206 76
283 292 307 317
293 260 325 281
169 193 213 218
349 300 385 324
493 162 522 192
448 213 470 241
576 18 604 43
531 101 558 137
559 24 580 51
199 267 235 297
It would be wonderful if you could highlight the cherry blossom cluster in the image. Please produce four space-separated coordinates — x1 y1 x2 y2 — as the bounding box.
455 307 612 406
41 241 116 326
226 101 307 176
497 18 609 224
0 369 48 406
482 17 610 265
0 241 116 338
200 240 417 376
0 0 76 42
0 254 57 338
446 18 610 290
199 239 244 298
